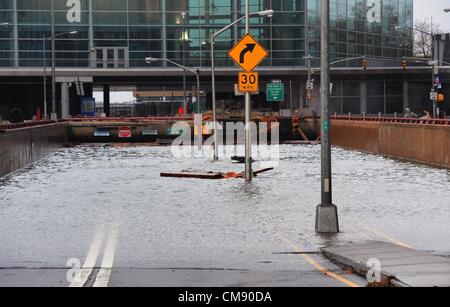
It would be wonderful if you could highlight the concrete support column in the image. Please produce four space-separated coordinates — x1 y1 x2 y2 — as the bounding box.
360 77 367 115
61 82 70 119
403 76 409 113
103 85 111 117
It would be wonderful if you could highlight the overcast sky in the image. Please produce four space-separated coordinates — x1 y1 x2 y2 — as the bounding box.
415 0 450 30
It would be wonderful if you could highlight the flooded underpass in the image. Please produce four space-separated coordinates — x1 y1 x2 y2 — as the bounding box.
0 144 449 287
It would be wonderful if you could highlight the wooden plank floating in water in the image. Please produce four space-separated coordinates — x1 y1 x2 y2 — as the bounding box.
160 167 274 180
160 172 224 180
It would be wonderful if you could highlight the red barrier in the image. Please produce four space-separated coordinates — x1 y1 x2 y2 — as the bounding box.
330 115 450 126
68 116 195 122
0 120 57 131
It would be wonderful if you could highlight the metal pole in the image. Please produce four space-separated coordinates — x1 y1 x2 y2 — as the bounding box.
51 0 56 120
196 73 201 116
431 17 435 118
316 0 339 234
182 12 187 115
196 72 203 150
211 33 219 161
43 34 47 119
244 0 252 182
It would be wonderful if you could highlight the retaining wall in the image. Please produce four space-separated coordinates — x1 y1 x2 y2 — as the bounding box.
0 123 67 177
330 119 450 168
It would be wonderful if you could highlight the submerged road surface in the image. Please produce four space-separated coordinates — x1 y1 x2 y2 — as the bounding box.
0 144 449 287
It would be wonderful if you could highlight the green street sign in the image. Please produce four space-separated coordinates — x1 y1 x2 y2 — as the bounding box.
266 83 285 102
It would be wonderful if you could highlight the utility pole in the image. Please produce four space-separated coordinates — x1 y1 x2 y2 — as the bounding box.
244 0 253 182
315 0 339 234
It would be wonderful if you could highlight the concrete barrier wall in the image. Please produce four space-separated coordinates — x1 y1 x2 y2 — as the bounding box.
331 120 450 168
0 123 67 177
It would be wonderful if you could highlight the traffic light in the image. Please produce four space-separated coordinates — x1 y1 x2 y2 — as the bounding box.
362 58 368 70
401 60 407 71
437 93 445 103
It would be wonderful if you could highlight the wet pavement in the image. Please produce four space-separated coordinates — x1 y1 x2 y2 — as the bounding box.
0 144 449 287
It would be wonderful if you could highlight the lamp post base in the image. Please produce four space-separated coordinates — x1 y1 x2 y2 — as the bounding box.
315 204 339 234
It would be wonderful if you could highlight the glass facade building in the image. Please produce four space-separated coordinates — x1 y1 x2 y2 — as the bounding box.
0 0 413 68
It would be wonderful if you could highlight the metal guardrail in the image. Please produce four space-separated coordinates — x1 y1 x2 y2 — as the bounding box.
0 120 58 131
330 115 450 126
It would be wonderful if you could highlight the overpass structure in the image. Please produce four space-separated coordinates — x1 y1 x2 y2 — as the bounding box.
1 65 449 121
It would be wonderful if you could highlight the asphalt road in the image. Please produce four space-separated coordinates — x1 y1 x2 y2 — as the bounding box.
0 144 448 287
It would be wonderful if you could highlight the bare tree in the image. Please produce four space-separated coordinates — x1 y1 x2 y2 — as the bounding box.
414 19 443 58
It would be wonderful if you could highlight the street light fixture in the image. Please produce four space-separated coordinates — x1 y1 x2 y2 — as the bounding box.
209 9 274 161
145 57 202 146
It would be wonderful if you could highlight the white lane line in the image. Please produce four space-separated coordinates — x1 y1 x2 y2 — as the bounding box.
69 227 105 288
93 227 118 288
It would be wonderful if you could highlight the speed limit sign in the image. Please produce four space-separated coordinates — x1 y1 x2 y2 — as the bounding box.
238 72 259 93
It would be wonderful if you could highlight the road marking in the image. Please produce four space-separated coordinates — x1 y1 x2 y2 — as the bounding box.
69 227 105 287
259 216 360 287
276 234 361 288
93 227 118 287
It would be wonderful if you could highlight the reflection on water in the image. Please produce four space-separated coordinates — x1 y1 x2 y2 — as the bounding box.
0 144 449 268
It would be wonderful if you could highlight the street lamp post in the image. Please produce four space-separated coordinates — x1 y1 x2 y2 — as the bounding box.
43 34 47 119
315 0 339 234
46 30 78 120
209 9 274 161
51 0 56 120
145 57 201 145
181 12 188 115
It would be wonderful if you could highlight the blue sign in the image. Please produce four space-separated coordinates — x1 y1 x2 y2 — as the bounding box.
81 97 96 117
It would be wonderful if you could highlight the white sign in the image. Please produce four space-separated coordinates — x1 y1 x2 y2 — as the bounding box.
430 91 438 101
367 0 381 23
66 0 81 23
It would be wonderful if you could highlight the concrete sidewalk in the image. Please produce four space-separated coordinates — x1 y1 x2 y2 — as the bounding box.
322 241 450 287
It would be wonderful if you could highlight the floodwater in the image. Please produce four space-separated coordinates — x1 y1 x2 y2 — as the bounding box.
0 144 449 275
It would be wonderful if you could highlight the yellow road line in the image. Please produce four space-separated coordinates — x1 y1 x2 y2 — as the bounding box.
361 225 413 249
276 235 361 288
350 217 413 249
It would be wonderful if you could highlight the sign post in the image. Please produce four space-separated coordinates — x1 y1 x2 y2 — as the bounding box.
228 9 269 182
